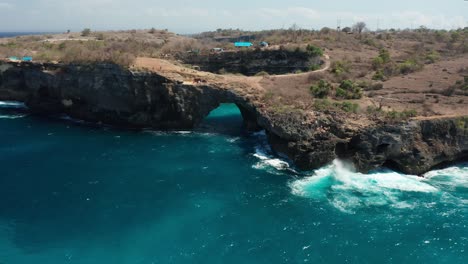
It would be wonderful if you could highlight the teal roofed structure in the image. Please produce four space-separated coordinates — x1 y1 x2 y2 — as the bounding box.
234 42 252 47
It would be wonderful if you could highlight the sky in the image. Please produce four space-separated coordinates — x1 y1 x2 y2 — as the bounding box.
0 0 467 33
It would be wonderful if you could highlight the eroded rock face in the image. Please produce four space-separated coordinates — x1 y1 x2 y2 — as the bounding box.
0 62 259 129
349 118 468 175
1 62 467 175
179 50 321 76
264 111 468 175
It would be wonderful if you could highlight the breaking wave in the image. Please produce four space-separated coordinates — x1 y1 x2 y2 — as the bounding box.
423 165 468 190
289 160 468 213
0 114 27 119
0 101 28 119
0 101 27 109
251 131 294 174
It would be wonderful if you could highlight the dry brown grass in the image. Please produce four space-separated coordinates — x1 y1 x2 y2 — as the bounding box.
0 30 197 66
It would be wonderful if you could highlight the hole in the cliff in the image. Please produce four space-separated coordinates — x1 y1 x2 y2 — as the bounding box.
196 103 244 136
382 160 402 172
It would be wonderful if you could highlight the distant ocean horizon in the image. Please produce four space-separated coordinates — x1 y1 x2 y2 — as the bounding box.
0 32 57 38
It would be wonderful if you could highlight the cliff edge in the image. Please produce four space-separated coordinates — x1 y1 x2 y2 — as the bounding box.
0 61 466 175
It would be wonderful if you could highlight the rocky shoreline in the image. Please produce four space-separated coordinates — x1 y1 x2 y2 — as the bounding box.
1 61 467 175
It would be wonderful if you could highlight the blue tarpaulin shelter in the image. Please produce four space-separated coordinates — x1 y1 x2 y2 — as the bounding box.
234 42 252 47
22 57 33 62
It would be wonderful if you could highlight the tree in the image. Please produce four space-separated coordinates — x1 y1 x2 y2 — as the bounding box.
353 22 366 34
81 28 91 37
320 27 331 34
149 27 156 34
342 27 352 33
290 23 300 42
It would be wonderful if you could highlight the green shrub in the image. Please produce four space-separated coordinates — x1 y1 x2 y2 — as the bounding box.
95 33 105 41
372 56 384 69
330 60 350 76
372 69 386 81
309 64 320 71
336 80 363 99
362 38 377 47
450 32 461 43
255 71 269 76
378 49 391 64
313 99 332 111
434 31 447 42
385 109 417 120
306 44 323 57
372 49 391 71
337 101 359 113
398 59 423 74
310 80 332 98
335 87 347 98
425 51 440 64
81 28 91 37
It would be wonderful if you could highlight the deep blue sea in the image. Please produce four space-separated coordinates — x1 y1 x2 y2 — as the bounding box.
0 101 467 264
0 32 55 38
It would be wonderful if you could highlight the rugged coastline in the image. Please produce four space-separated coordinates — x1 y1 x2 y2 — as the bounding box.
1 61 466 175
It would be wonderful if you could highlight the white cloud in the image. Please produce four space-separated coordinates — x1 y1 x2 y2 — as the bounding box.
391 11 467 29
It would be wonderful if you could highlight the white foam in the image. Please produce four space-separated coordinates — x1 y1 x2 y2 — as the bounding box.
290 160 442 213
253 156 290 171
175 131 192 135
252 141 290 171
0 114 27 119
226 137 240 143
0 101 27 109
424 165 468 189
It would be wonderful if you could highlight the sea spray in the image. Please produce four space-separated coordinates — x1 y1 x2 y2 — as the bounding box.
287 160 468 213
251 130 294 173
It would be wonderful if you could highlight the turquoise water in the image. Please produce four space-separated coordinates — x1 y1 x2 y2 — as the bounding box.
0 102 467 264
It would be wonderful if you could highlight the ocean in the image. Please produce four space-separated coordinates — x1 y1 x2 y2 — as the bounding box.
0 102 467 264
0 32 55 38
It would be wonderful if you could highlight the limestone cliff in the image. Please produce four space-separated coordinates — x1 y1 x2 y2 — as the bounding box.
178 49 321 76
0 61 466 175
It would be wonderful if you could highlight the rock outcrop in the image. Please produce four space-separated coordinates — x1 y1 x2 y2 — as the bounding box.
1 61 467 175
178 50 321 76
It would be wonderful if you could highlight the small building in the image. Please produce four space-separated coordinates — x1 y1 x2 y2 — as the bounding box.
260 41 269 47
234 42 253 48
22 56 33 62
7 56 20 62
211 48 224 53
